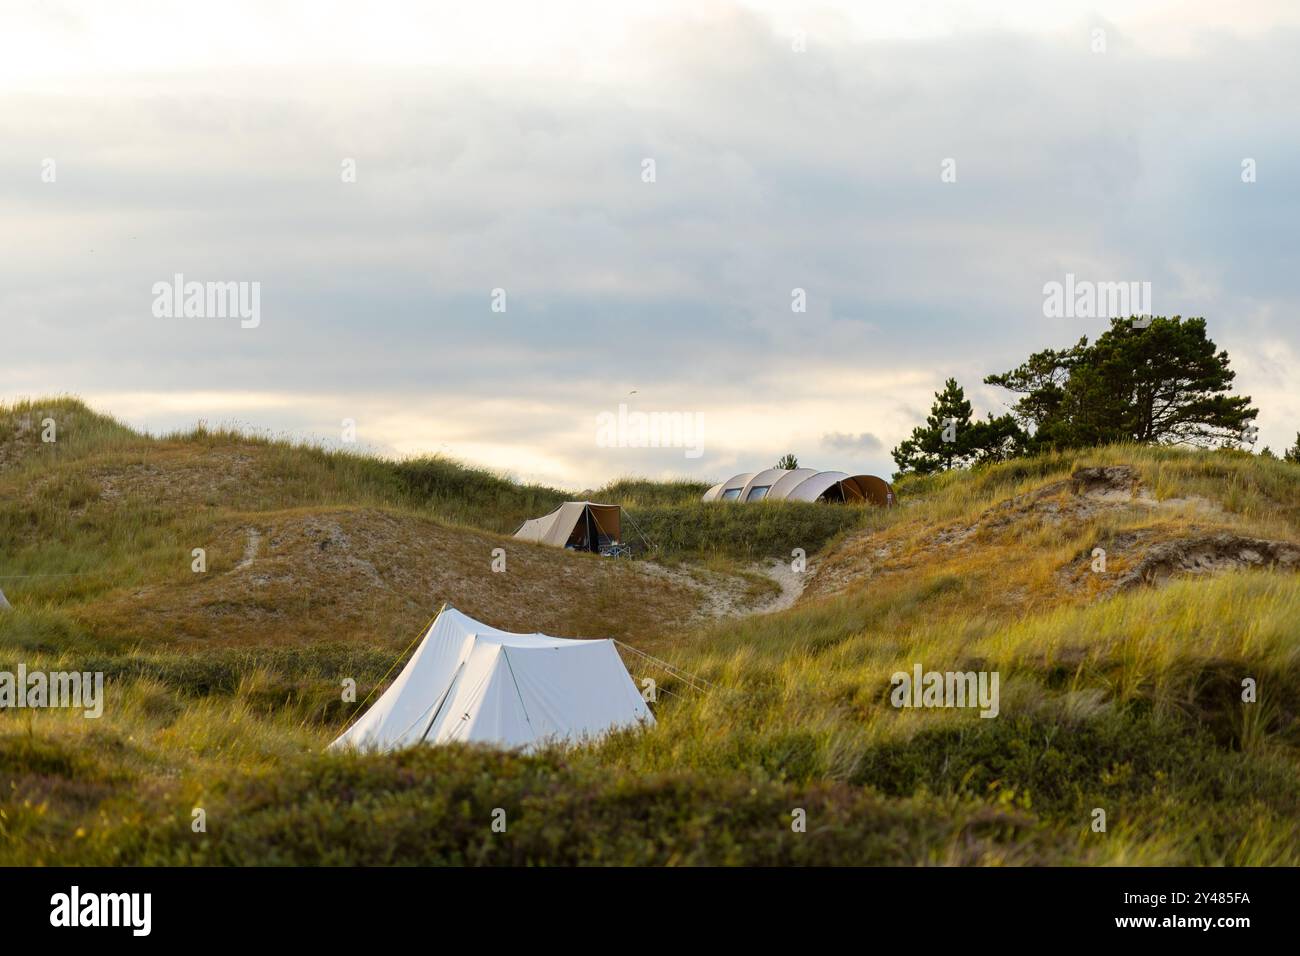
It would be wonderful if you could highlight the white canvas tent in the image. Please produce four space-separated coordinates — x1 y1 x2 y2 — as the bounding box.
0 587 9 612
702 468 895 506
513 501 622 551
330 606 653 752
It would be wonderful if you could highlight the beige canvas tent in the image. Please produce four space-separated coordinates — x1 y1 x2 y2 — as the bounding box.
513 501 622 552
702 468 895 506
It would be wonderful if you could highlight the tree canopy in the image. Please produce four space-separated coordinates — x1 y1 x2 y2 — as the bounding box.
984 316 1257 453
891 378 1021 476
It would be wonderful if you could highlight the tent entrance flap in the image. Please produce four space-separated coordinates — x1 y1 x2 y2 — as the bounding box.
416 661 466 744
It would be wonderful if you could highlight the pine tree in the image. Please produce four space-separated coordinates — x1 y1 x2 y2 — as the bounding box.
986 317 1257 451
892 378 1024 476
891 378 973 474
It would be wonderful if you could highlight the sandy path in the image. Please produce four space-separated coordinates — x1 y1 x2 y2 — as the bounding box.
632 556 810 624
755 557 808 613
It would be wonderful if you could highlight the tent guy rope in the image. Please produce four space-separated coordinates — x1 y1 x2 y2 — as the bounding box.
613 640 714 694
337 602 446 734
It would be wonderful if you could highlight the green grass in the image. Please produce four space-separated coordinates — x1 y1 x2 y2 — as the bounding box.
0 397 846 571
3 398 1299 865
631 501 877 559
892 442 1300 535
8 575 1295 865
10 742 1097 866
590 477 712 508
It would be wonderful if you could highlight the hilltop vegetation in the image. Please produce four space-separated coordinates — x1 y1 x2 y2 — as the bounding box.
893 317 1262 476
2 398 1299 865
0 399 820 648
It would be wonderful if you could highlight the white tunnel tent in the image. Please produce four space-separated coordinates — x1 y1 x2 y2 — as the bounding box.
703 468 895 506
512 501 622 552
330 607 654 753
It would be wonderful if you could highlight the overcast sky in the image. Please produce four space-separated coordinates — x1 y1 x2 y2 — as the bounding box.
3 1 1298 488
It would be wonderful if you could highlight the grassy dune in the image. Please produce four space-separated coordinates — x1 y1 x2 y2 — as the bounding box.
0 399 785 650
2 399 1298 865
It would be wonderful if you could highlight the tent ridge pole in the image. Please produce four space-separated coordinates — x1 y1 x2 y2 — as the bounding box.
501 647 536 736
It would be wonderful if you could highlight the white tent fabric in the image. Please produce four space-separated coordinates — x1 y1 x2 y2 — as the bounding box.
782 470 852 502
704 472 755 501
330 607 653 752
0 587 10 612
702 467 895 505
513 501 622 549
767 467 820 499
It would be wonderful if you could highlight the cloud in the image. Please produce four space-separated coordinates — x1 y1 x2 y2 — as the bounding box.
821 431 885 454
4 2 1298 482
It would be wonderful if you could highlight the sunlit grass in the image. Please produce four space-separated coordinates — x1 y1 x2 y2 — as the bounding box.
2 399 1299 864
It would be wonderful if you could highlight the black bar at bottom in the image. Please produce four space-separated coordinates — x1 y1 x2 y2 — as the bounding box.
3 866 1284 941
